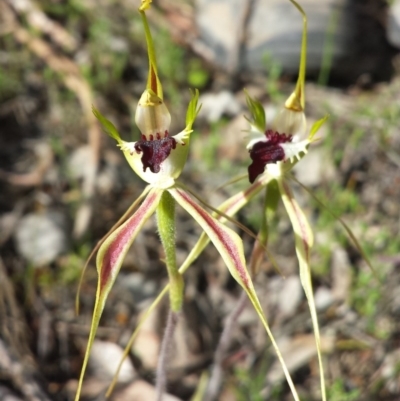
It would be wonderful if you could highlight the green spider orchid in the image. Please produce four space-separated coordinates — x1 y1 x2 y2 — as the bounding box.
74 1 299 400
106 2 373 399
104 1 327 400
243 2 327 400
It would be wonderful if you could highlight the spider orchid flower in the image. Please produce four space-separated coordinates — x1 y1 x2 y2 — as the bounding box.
103 2 327 401
74 2 287 400
106 3 372 399
242 2 328 400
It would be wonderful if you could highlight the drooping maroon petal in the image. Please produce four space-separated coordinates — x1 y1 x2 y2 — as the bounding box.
134 133 177 173
248 130 293 183
98 189 162 290
169 187 251 289
74 188 162 401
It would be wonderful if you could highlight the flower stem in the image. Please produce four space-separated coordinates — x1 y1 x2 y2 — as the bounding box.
206 180 282 400
249 181 279 275
155 309 179 401
204 291 248 401
157 191 184 312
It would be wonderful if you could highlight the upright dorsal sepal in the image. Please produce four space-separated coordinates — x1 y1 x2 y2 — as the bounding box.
139 1 163 99
285 0 307 112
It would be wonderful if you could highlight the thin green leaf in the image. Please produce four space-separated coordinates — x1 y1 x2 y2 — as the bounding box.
309 115 329 141
74 188 162 401
185 88 202 131
190 371 209 401
215 173 248 191
278 178 326 401
244 89 266 132
92 106 122 143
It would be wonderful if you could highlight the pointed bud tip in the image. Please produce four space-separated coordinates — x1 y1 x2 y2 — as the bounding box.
284 91 303 112
139 0 152 11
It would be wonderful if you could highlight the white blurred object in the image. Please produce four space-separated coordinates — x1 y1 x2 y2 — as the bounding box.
112 380 182 401
196 0 350 74
14 211 68 266
388 0 400 47
199 90 241 123
314 286 334 311
89 340 136 383
278 275 303 318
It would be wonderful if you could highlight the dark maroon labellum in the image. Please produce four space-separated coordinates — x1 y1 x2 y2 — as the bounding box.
134 131 177 173
248 130 293 183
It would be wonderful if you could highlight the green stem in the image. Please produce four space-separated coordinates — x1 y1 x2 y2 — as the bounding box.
286 0 307 111
250 180 280 276
264 179 281 243
139 8 163 98
156 191 183 312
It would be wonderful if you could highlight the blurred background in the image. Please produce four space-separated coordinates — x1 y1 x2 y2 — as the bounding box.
0 0 400 400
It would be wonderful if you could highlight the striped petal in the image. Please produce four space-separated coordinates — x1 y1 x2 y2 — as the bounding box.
169 187 252 289
177 175 271 274
169 186 300 400
278 178 326 401
74 187 162 401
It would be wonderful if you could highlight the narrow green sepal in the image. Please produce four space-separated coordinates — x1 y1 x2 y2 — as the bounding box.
185 88 201 131
92 106 122 143
139 4 163 99
309 115 329 141
285 0 307 112
244 89 266 132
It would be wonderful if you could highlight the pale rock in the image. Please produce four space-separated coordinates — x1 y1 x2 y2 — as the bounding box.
67 145 92 181
267 334 335 385
117 273 157 304
331 246 352 302
89 340 136 383
112 380 182 401
278 275 303 318
388 0 400 47
196 0 350 74
14 211 68 266
314 286 334 311
293 146 336 187
0 387 23 401
131 305 160 369
198 90 241 123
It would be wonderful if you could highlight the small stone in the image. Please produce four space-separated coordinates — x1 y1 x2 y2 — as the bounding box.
199 90 241 123
331 246 352 302
14 211 68 266
89 340 136 383
278 275 303 317
388 0 400 47
293 146 336 187
112 380 182 401
314 286 334 311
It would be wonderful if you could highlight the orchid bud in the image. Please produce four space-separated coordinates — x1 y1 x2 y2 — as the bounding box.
135 89 171 139
272 107 306 140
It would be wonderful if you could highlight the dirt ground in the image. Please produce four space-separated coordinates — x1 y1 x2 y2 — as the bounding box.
1 1 400 400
